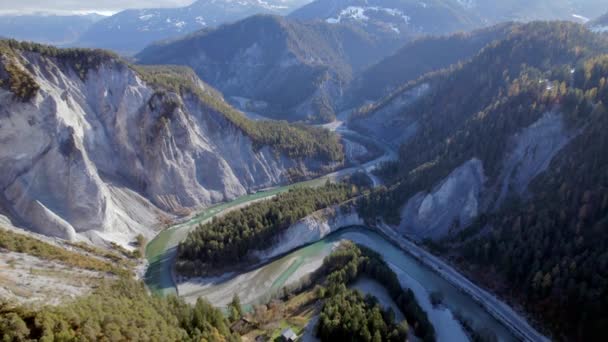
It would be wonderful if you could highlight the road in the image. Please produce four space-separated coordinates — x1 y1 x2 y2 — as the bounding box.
375 223 549 342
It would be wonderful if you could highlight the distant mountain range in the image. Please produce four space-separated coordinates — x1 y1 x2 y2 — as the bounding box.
289 0 484 37
0 14 102 45
290 0 608 31
454 0 606 22
75 0 311 54
3 0 605 55
135 1 513 123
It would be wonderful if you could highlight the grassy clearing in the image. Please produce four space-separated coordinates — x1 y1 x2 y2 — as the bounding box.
241 289 319 341
0 228 131 277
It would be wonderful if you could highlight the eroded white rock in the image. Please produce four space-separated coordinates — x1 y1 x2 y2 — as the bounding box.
0 52 321 248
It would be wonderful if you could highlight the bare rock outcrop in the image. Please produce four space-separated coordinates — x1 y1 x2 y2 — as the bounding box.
0 49 331 247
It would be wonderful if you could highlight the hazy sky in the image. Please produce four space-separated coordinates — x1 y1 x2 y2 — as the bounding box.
0 0 196 15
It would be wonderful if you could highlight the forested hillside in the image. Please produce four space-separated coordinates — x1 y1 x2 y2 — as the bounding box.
343 23 514 109
355 21 608 220
349 21 608 339
176 183 360 276
0 227 237 341
0 278 239 341
314 242 435 341
452 55 608 340
136 15 407 123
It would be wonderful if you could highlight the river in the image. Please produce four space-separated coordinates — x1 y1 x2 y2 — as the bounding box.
143 115 538 341
144 113 396 296
177 227 517 342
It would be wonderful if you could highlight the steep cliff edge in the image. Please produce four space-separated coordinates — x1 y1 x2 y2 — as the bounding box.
0 41 343 247
252 203 364 261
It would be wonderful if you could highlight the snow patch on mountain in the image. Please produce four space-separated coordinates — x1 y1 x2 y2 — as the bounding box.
326 6 410 25
572 14 590 23
139 14 155 21
454 0 475 9
591 26 608 33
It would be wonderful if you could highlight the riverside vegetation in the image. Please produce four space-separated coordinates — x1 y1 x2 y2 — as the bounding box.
314 242 435 342
176 182 361 276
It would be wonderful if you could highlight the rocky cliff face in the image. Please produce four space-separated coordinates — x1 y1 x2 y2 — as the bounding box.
252 203 364 260
399 158 485 240
347 50 578 241
349 83 429 148
0 48 332 247
396 111 574 240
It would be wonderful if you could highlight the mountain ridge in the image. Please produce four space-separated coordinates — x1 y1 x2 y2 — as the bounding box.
76 0 311 54
289 0 484 36
137 14 407 122
341 22 516 110
350 21 608 339
0 13 102 46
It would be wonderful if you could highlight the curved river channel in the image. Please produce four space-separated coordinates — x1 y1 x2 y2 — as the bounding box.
144 119 535 341
176 227 517 342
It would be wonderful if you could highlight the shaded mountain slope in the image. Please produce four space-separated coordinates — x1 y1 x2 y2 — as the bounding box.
342 22 515 109
137 15 404 122
76 0 309 54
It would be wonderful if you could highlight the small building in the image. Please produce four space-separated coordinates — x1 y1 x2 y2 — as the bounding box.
280 328 298 342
